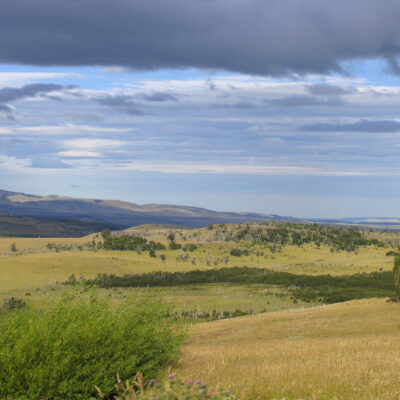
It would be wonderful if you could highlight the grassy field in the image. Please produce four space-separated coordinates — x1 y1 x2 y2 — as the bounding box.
5 284 319 320
1 223 399 399
0 234 394 297
178 299 400 400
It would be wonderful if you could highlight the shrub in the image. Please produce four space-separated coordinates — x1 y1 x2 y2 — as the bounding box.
230 248 249 257
1 297 26 312
0 294 184 400
97 373 236 400
168 241 182 250
394 257 400 300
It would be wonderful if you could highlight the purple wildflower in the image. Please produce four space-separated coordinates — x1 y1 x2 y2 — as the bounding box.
187 380 194 385
168 375 174 379
199 389 205 393
150 379 158 384
196 380 202 385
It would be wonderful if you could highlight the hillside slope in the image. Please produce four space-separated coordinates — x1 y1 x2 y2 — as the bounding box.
180 299 400 400
0 212 115 237
0 189 306 229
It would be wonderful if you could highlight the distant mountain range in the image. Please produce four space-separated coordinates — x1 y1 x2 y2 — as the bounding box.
0 189 399 237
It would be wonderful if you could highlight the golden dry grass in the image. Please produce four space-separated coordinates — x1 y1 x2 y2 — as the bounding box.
178 299 400 400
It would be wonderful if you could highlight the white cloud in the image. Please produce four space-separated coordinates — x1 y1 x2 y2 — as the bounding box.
108 161 400 177
61 138 126 150
0 72 79 87
18 125 131 135
57 150 102 158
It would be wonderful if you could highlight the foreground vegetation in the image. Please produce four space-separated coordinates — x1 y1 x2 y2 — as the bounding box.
96 373 236 400
0 295 183 400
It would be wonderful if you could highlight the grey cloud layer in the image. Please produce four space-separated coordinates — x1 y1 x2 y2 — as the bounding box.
2 0 400 75
301 119 400 132
0 83 67 103
0 83 74 120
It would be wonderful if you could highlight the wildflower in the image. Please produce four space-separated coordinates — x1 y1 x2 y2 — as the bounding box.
150 379 158 384
187 380 194 385
199 389 205 393
196 380 202 385
168 375 174 379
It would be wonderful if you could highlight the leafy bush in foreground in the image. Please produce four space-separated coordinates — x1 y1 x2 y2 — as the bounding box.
0 294 184 400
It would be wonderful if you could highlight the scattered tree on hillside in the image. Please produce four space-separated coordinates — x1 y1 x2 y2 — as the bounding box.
393 257 400 301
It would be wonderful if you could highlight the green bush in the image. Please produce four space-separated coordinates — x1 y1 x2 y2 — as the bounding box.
394 257 400 300
97 373 237 400
0 294 184 400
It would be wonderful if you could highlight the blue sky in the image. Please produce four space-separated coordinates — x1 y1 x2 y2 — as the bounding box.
2 1 400 218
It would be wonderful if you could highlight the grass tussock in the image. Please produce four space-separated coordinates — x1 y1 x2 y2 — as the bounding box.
0 294 185 400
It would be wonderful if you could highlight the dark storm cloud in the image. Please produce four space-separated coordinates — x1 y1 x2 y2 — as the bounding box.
2 0 400 76
301 119 400 132
0 83 69 103
95 95 144 115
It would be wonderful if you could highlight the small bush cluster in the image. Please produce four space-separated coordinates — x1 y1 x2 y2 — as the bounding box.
168 241 182 250
175 308 255 320
1 296 26 312
96 373 236 400
0 295 184 400
230 248 249 257
102 233 166 253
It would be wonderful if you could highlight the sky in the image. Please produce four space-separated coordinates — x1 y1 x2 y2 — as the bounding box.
1 0 400 218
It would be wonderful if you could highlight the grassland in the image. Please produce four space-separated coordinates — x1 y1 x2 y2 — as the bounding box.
1 222 399 399
178 299 400 400
0 227 394 297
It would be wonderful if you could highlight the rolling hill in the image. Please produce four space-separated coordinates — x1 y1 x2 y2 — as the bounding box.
0 189 306 233
1 189 399 237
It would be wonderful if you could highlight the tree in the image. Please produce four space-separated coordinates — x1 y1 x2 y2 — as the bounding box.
167 232 175 242
393 257 400 301
10 242 17 252
101 229 111 240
